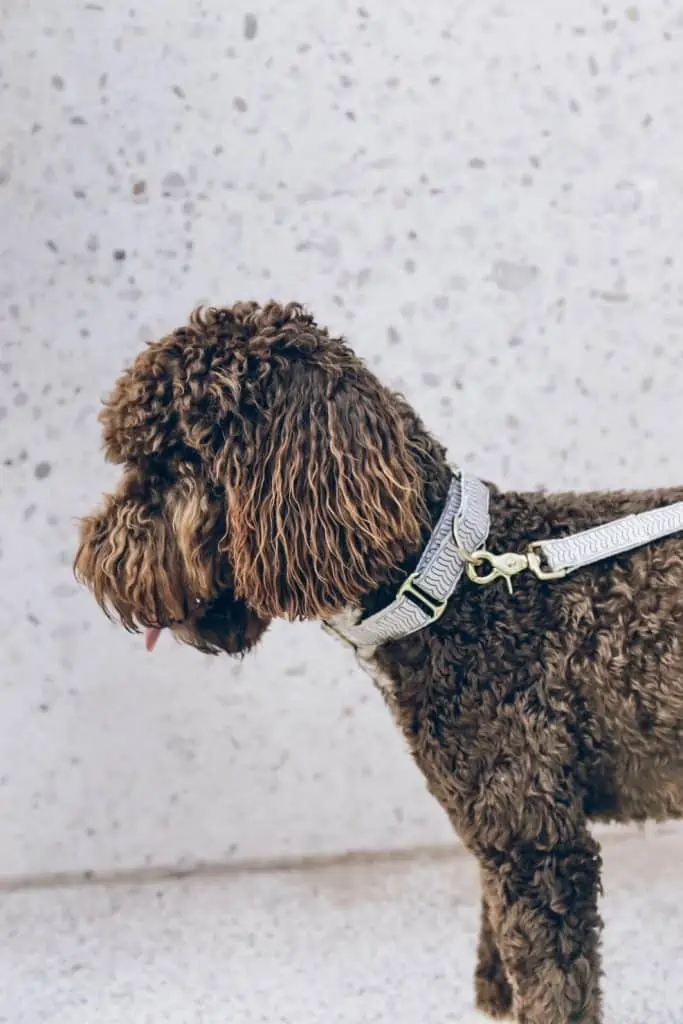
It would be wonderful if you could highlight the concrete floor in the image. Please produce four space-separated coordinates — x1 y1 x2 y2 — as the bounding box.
3 828 682 1024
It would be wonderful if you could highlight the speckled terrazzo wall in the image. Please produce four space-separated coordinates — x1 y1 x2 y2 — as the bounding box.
1 0 682 881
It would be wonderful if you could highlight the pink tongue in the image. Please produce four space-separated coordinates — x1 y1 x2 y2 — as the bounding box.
145 627 162 653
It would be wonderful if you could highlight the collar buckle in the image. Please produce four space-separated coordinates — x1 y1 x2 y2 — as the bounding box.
396 573 448 623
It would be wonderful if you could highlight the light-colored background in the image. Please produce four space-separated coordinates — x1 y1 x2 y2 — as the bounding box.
2 0 683 885
3 4 683 1021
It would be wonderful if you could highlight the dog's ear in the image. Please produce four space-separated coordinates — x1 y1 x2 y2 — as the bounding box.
222 360 427 620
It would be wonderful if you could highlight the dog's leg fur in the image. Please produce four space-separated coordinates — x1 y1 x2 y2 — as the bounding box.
481 825 603 1024
475 890 514 1020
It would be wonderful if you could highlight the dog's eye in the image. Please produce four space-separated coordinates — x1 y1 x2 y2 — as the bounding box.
188 596 208 618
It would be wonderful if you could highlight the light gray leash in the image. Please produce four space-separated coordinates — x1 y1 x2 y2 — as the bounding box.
536 504 683 573
463 499 683 591
324 472 683 652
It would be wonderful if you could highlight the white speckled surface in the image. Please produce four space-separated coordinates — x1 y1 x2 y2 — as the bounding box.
2 831 682 1024
1 0 683 883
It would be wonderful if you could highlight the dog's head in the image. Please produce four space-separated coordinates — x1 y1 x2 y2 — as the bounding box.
74 302 436 655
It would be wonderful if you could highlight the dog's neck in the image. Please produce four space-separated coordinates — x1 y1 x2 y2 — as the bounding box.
356 432 454 624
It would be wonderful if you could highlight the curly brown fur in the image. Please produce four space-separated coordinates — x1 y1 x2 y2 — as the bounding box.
75 302 683 1023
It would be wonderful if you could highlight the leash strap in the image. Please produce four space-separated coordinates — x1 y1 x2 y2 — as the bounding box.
537 502 683 574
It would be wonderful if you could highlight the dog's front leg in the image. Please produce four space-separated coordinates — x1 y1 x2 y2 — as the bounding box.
475 888 514 1020
481 827 603 1024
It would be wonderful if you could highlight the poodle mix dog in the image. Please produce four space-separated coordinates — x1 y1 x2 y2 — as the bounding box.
75 302 683 1024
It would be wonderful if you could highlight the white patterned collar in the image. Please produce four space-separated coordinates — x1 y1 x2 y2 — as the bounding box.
323 472 490 651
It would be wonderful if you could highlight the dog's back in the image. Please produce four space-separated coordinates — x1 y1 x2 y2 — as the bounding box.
540 488 683 824
372 484 683 831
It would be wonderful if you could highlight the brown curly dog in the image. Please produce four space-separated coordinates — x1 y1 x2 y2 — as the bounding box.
75 302 683 1024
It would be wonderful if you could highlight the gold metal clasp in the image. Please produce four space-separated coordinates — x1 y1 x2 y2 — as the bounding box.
464 550 531 594
525 545 569 582
454 522 568 595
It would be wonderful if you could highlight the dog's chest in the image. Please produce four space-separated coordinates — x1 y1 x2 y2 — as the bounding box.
327 608 398 699
354 646 396 698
